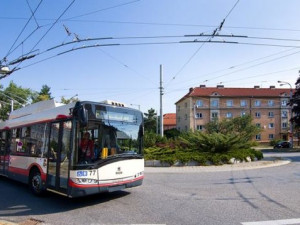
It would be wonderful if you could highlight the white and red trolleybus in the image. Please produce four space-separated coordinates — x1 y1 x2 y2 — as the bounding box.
0 99 144 197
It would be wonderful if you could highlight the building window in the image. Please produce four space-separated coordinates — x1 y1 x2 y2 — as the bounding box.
196 100 203 108
240 100 247 107
254 100 261 107
282 111 288 118
282 100 288 107
212 112 218 118
226 112 233 118
226 100 233 107
196 113 203 119
268 112 274 118
256 134 261 140
178 116 181 122
185 114 187 120
177 127 181 131
241 111 246 117
256 123 261 128
211 100 219 108
268 100 275 107
269 123 274 129
196 125 203 131
185 125 188 131
282 122 287 128
177 106 180 112
255 112 261 118
269 134 274 140
184 102 187 108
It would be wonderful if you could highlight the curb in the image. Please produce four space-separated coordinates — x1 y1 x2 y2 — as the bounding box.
145 159 291 173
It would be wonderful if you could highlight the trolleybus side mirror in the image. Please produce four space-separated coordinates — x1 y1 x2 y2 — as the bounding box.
79 107 88 127
73 103 88 127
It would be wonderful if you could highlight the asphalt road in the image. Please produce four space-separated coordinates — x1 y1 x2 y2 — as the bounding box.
1 152 300 225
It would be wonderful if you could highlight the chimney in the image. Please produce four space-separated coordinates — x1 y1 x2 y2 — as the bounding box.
189 87 194 92
254 85 260 89
269 85 275 89
217 85 224 88
199 84 206 88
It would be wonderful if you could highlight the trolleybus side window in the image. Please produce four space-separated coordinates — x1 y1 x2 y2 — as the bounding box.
28 124 49 157
0 131 6 155
10 128 25 155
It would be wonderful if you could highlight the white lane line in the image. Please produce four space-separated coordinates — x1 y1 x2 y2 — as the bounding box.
241 218 300 225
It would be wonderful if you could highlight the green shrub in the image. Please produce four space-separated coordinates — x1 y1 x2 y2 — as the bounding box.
253 150 264 160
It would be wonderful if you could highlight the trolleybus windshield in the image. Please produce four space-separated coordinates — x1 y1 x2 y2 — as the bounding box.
75 104 143 167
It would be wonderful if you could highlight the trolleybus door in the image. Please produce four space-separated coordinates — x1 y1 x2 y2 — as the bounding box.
0 131 9 176
47 121 71 193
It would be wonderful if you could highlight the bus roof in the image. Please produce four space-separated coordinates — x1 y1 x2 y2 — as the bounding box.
0 100 75 130
0 100 140 130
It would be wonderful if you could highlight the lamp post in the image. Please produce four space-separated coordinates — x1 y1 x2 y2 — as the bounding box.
278 80 293 148
0 65 10 75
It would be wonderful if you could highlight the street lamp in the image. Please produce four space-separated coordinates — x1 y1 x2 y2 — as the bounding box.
0 65 10 75
278 80 293 148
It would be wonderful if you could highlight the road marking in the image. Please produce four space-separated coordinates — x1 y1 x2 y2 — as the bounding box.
241 218 300 225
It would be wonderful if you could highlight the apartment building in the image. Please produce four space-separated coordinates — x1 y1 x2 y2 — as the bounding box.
175 85 293 144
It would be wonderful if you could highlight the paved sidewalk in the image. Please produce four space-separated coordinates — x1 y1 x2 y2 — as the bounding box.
145 157 291 173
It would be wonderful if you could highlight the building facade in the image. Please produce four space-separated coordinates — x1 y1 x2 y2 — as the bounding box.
175 85 294 144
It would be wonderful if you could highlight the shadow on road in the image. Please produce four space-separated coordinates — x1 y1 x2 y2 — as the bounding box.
0 176 130 217
262 151 300 162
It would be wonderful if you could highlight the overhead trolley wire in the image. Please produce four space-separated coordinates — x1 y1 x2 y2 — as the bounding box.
26 0 40 27
4 0 43 59
8 0 76 74
164 0 241 88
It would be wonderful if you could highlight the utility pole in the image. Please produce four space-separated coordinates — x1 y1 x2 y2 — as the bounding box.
156 110 159 135
11 99 14 112
159 65 164 137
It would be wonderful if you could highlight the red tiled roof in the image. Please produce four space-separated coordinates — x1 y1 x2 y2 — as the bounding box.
163 113 176 126
176 87 293 104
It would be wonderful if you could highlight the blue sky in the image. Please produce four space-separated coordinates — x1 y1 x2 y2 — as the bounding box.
1 0 300 113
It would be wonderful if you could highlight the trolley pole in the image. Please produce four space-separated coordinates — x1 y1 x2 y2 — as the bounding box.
159 65 164 137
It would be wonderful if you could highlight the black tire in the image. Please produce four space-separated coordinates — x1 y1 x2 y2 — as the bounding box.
29 169 45 196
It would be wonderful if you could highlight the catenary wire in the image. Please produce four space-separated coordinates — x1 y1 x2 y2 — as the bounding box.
164 0 240 88
4 0 43 59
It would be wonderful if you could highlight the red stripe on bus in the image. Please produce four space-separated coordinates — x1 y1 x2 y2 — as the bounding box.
8 164 47 181
68 176 144 188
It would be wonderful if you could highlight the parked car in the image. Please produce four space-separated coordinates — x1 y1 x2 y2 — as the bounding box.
273 141 291 149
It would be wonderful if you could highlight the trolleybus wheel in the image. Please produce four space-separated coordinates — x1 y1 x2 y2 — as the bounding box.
29 169 45 196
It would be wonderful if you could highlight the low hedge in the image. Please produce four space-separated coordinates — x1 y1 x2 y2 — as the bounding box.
144 147 263 166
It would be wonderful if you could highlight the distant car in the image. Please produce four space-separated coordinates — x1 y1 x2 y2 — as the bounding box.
273 141 291 149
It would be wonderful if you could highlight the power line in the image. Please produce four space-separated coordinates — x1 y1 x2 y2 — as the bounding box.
26 0 40 27
7 39 300 77
30 0 75 53
224 0 240 20
169 47 297 87
97 48 157 85
64 0 140 21
9 0 76 72
4 0 43 59
166 65 300 95
165 0 240 87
